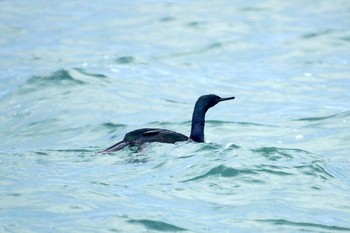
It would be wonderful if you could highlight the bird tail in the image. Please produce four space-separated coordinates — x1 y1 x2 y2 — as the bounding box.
100 141 130 153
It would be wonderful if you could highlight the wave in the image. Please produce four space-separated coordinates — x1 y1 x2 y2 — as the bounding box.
182 164 257 182
253 146 333 180
156 40 236 59
72 68 107 78
251 146 312 160
100 122 127 130
149 120 276 128
182 163 295 183
181 145 332 184
206 120 277 127
293 110 350 122
115 56 136 64
301 29 338 39
19 68 109 94
257 219 350 232
25 69 86 87
127 219 187 231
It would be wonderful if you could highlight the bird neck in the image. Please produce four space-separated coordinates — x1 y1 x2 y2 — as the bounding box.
189 104 208 142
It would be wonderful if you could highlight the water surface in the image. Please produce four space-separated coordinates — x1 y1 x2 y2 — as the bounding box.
1 1 350 232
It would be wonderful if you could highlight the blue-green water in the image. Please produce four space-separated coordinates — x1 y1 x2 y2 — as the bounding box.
1 1 350 232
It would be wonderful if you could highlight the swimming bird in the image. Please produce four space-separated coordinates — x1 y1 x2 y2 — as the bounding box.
102 94 235 153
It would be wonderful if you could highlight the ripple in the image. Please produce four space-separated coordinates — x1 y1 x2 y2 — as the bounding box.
258 219 350 232
195 143 221 152
294 114 338 122
100 122 127 130
159 16 176 22
252 147 296 160
255 165 293 176
186 21 207 28
157 40 236 59
293 110 350 122
46 148 95 153
301 29 337 39
205 120 277 127
252 147 332 179
239 6 266 12
295 161 334 180
24 69 85 88
127 219 187 231
73 68 107 78
182 165 257 182
115 56 136 64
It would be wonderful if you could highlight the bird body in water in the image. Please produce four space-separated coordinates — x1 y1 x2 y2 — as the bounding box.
102 94 235 153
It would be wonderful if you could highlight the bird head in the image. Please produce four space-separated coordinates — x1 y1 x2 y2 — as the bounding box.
197 94 235 110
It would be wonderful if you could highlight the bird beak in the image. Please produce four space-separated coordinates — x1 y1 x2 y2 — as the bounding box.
219 96 235 102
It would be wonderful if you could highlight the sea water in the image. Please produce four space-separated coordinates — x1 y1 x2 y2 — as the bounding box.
1 1 350 232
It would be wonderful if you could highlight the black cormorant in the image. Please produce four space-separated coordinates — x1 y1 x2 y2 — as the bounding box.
102 94 235 153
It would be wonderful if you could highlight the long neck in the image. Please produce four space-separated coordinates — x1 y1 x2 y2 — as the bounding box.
189 103 208 142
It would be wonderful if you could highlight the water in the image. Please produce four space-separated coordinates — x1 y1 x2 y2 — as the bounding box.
1 1 350 232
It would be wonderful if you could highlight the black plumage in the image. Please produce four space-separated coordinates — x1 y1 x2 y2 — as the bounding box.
102 94 235 153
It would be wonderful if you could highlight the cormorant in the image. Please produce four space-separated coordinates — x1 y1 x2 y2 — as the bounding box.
102 94 235 153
